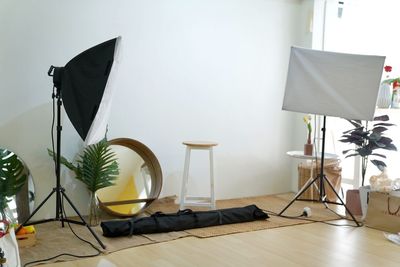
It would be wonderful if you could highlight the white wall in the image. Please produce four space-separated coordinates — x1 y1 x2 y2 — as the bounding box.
0 0 312 219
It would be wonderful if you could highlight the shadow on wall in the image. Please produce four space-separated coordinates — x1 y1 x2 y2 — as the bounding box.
0 102 88 220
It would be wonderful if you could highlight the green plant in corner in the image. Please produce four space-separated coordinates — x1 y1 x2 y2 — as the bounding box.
48 138 119 225
0 149 27 234
339 115 397 186
48 138 119 192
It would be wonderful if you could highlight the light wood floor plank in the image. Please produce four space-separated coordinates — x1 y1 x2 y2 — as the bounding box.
41 221 400 267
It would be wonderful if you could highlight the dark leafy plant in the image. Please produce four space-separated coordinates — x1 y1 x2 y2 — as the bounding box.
339 115 397 186
0 149 27 211
48 138 119 193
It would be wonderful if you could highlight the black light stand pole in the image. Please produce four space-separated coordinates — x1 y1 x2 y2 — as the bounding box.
279 116 361 227
55 85 64 225
318 115 326 201
16 67 106 249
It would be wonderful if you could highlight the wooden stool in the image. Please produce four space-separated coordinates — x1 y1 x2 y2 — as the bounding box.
180 141 218 210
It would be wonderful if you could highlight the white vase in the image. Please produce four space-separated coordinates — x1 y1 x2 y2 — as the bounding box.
88 191 100 226
392 87 400 108
376 82 392 108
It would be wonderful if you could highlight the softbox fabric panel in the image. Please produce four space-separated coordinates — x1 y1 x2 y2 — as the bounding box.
61 37 120 141
85 37 122 145
282 47 385 121
101 205 269 237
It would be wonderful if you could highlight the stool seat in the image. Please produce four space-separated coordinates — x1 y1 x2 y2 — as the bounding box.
183 141 218 147
180 141 217 210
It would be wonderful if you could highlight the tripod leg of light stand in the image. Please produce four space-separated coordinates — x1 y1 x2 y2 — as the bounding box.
308 175 330 209
61 190 106 249
322 174 361 226
279 174 321 216
57 188 66 228
16 188 57 232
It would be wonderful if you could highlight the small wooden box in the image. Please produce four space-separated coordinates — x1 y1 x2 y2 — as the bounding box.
16 233 36 248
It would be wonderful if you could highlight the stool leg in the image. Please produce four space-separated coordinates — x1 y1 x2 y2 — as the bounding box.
209 147 216 209
180 147 191 210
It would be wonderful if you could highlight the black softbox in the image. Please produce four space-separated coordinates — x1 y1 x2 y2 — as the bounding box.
101 205 269 237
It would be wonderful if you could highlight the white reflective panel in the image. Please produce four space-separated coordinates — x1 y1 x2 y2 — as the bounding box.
283 47 385 121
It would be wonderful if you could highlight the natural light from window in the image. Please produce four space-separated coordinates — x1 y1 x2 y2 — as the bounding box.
320 0 400 188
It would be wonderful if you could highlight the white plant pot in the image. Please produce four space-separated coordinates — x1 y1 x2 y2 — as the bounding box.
376 82 392 108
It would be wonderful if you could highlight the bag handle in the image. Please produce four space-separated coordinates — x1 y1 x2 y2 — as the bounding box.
151 211 166 217
387 197 400 215
177 209 193 215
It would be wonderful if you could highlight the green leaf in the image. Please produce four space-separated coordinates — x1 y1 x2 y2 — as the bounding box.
0 149 28 210
73 139 119 193
357 147 373 157
373 123 395 127
373 115 389 121
339 136 363 146
351 129 369 136
372 126 388 134
47 139 119 193
47 149 77 172
382 143 397 151
378 136 393 144
345 153 359 158
342 126 364 135
372 141 386 148
370 153 386 158
371 159 386 172
342 149 354 154
368 132 381 142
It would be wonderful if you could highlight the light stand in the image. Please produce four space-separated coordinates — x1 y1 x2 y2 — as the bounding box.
279 116 360 226
16 36 122 249
17 70 106 248
280 44 385 225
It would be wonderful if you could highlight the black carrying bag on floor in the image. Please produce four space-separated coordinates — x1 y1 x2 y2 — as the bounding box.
101 204 269 237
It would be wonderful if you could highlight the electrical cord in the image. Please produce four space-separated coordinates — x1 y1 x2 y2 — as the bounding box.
263 208 363 228
23 197 102 267
23 86 103 267
324 204 347 220
60 197 102 255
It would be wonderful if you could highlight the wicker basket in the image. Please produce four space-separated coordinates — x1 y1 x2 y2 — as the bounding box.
16 233 36 248
297 159 342 202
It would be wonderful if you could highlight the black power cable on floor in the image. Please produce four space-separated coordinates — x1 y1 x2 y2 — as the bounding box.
23 98 104 266
23 197 102 266
263 208 363 228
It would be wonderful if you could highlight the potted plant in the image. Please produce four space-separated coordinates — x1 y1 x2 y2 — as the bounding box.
339 115 397 187
0 149 27 236
339 115 397 217
48 138 119 226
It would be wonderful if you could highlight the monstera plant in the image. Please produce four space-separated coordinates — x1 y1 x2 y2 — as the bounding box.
339 115 397 186
0 149 27 234
48 138 119 225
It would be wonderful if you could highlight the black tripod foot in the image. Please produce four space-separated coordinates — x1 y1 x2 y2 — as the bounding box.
17 187 106 249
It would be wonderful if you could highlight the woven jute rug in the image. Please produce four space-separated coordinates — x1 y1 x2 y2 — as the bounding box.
19 193 345 265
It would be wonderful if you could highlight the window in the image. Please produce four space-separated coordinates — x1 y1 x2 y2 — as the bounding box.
314 0 400 188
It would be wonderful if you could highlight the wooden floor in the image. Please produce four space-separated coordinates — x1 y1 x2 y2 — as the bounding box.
43 221 400 267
